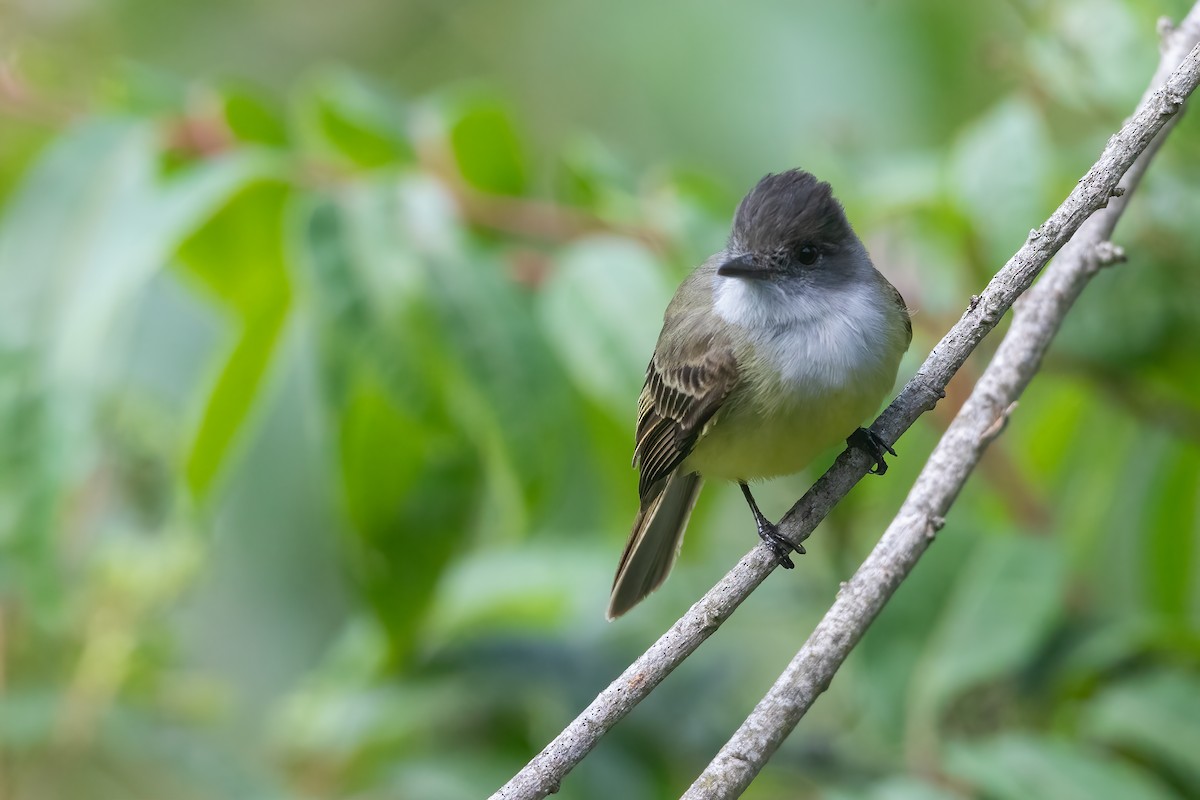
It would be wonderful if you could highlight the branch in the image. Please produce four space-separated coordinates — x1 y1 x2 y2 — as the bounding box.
413 133 669 250
685 10 1200 798
491 29 1200 800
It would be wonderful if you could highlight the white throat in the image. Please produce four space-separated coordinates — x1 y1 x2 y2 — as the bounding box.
713 273 898 394
713 276 799 329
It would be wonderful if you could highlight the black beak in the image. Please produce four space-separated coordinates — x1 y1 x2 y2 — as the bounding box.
717 254 771 279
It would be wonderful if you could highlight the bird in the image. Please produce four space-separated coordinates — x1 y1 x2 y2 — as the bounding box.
607 169 911 619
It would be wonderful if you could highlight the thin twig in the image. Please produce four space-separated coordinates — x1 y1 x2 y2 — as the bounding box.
491 27 1200 800
685 10 1200 797
413 130 669 250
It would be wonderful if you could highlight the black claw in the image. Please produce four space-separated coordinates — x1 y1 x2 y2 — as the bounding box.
847 427 897 475
739 482 804 568
757 520 802 569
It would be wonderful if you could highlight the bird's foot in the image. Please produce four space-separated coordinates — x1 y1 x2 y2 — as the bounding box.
739 481 804 568
756 519 804 569
847 427 897 475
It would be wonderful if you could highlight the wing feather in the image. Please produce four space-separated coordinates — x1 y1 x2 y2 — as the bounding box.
633 345 738 498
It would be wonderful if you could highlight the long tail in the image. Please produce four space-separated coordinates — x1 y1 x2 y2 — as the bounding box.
607 471 703 619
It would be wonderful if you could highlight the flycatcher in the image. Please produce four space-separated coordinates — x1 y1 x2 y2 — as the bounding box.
608 169 911 619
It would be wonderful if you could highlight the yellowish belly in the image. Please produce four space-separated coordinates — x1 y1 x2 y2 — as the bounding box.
682 385 885 481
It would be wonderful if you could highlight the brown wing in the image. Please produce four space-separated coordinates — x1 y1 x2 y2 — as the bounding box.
633 346 738 500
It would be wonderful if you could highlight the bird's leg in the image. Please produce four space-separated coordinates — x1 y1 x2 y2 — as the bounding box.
847 427 897 475
739 482 803 568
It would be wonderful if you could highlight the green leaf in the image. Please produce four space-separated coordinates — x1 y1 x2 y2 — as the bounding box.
537 236 672 416
0 119 265 393
223 87 290 147
1052 618 1160 692
0 350 64 621
1024 0 1146 114
913 535 1066 716
1080 669 1200 793
337 368 480 662
849 529 976 745
858 150 944 214
1055 256 1175 367
948 97 1053 263
299 193 484 660
1141 443 1199 623
425 247 576 519
443 92 527 195
426 543 610 639
944 734 1174 800
294 67 412 169
175 180 293 496
319 178 581 527
552 136 635 212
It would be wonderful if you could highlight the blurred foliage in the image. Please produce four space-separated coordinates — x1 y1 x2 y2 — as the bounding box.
1 0 1200 798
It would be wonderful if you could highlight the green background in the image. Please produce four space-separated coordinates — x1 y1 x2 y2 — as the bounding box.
1 0 1199 797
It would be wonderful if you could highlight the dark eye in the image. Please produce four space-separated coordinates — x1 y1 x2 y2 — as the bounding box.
797 244 819 265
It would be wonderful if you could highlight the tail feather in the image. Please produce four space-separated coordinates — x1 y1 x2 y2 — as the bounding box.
607 472 703 619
